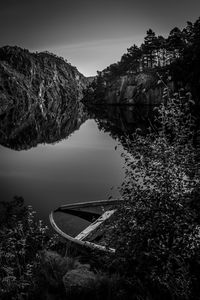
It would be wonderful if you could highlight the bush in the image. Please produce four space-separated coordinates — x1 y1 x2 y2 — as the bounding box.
0 198 58 299
106 89 200 299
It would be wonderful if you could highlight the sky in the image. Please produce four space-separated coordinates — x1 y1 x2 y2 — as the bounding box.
0 0 200 76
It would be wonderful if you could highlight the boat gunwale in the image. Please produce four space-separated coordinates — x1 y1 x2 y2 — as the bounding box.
49 199 123 253
56 199 123 212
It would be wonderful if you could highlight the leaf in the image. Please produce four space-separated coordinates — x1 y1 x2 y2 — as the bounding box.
189 99 195 105
136 128 142 133
2 266 14 275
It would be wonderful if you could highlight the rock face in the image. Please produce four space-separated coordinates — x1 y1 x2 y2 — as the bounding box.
0 46 89 150
83 72 174 105
0 46 88 115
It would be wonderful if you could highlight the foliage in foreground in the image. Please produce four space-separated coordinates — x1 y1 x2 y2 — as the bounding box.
106 89 200 299
0 197 59 299
0 198 134 300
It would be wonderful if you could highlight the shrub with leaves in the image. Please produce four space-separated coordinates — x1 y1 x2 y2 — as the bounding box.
0 197 58 299
106 89 200 299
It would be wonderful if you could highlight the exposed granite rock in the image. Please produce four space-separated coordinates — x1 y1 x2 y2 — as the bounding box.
0 46 89 150
83 72 174 105
0 46 88 114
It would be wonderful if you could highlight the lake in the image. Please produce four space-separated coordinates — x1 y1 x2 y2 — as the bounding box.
0 105 154 224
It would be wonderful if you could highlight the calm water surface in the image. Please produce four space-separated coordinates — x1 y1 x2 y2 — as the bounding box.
0 118 125 223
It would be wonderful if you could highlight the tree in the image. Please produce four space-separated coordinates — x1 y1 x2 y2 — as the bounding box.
126 44 142 72
166 27 185 62
171 17 200 99
156 35 167 67
182 21 194 45
142 29 158 68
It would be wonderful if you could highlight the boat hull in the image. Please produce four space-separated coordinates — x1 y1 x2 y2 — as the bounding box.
49 199 123 253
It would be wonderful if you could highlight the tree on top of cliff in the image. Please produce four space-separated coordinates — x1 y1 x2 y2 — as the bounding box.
169 17 200 98
122 44 142 73
141 29 158 68
88 15 200 103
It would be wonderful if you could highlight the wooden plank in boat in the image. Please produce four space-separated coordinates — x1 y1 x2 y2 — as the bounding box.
75 209 116 241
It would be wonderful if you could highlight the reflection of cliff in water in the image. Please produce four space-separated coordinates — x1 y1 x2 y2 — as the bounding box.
0 102 88 150
87 104 200 152
87 105 156 141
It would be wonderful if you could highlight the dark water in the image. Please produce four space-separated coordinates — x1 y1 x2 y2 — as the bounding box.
0 104 154 224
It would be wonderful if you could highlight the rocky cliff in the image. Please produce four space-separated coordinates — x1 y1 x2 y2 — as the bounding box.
0 46 88 115
83 72 174 105
0 46 89 149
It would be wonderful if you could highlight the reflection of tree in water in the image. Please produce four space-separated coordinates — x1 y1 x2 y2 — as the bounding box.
86 104 200 154
0 102 88 150
86 105 156 146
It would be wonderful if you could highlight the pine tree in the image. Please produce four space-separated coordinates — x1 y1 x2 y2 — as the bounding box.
142 29 157 68
166 27 185 62
156 35 167 66
126 44 142 72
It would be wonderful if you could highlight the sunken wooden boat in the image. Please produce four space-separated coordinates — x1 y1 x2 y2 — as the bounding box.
49 199 123 253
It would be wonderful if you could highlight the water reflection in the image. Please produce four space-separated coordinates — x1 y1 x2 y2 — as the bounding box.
0 119 125 220
0 102 156 223
87 105 155 142
0 101 87 150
